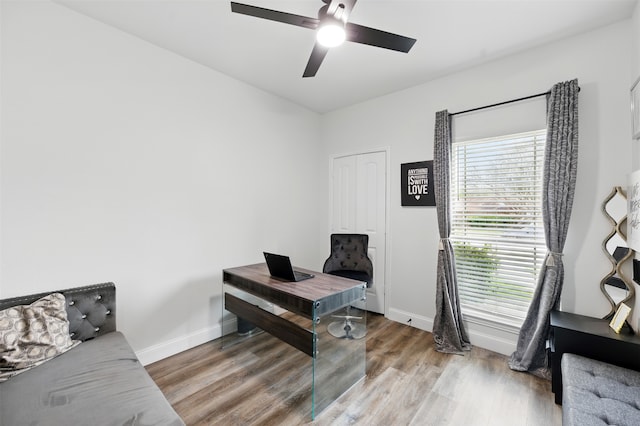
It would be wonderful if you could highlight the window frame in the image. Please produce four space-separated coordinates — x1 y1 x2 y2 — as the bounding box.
450 129 547 329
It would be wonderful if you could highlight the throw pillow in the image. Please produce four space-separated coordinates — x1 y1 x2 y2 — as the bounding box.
0 292 80 382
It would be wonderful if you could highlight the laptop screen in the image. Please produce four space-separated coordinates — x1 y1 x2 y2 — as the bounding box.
263 252 314 282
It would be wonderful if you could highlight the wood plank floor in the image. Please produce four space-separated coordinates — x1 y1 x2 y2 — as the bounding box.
147 313 561 425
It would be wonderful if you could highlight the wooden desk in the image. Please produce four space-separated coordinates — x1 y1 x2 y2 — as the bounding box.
549 310 640 404
222 263 367 419
223 263 366 321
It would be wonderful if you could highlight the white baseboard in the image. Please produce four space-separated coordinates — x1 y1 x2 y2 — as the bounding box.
135 318 236 366
387 307 434 331
386 307 517 356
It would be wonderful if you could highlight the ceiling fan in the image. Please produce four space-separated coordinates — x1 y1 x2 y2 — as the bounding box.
230 0 417 77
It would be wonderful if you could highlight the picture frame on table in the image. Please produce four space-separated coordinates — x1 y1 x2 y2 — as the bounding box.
609 302 632 334
632 75 640 140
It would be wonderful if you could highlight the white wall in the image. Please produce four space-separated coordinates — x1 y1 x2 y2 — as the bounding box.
2 1 638 363
0 1 324 364
321 20 634 355
628 0 640 333
633 1 640 98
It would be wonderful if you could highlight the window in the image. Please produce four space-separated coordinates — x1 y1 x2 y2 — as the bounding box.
450 130 547 327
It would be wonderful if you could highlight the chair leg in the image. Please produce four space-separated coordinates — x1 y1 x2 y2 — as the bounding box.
327 306 366 339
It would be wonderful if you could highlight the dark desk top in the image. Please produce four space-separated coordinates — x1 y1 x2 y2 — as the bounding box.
550 310 640 344
223 263 366 319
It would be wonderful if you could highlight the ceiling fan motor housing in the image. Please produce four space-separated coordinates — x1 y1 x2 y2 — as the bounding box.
319 2 348 23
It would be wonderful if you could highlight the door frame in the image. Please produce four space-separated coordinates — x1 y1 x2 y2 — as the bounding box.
328 147 391 316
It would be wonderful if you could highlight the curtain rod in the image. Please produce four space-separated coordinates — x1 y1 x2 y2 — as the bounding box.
448 91 550 117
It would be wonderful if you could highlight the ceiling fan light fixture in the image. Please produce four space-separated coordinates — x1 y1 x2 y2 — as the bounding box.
316 21 346 47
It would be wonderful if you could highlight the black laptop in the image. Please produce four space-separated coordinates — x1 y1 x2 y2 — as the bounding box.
263 252 314 282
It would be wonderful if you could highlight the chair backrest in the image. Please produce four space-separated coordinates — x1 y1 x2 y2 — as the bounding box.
322 234 373 286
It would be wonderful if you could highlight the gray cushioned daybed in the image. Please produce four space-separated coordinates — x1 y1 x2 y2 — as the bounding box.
0 282 184 426
561 353 640 426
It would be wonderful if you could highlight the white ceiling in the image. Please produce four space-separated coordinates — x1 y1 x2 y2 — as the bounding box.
56 0 637 113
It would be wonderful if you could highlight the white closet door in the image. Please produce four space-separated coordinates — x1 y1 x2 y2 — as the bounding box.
331 151 387 314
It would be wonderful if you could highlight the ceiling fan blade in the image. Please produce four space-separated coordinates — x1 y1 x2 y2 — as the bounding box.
346 22 416 53
231 2 318 30
303 43 330 78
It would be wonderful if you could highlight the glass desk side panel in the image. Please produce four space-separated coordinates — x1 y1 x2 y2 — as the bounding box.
312 286 367 419
221 283 315 417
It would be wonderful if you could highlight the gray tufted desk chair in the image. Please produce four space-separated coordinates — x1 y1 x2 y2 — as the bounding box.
322 234 373 339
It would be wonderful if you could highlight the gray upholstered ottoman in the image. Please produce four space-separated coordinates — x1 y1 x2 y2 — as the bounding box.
562 353 640 425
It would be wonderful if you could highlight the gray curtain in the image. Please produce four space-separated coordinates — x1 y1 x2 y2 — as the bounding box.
433 110 472 354
509 79 579 378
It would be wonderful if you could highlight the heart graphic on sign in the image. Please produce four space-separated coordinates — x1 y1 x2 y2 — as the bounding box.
415 195 421 200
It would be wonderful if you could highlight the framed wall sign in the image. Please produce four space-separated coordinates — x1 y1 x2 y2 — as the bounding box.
401 161 435 206
628 169 640 252
632 75 640 140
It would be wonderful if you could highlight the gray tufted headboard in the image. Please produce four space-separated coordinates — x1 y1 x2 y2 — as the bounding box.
0 282 116 341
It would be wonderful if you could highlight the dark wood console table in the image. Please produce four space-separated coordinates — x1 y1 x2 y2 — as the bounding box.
549 310 640 404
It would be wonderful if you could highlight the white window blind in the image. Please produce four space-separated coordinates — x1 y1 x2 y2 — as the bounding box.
450 130 547 327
